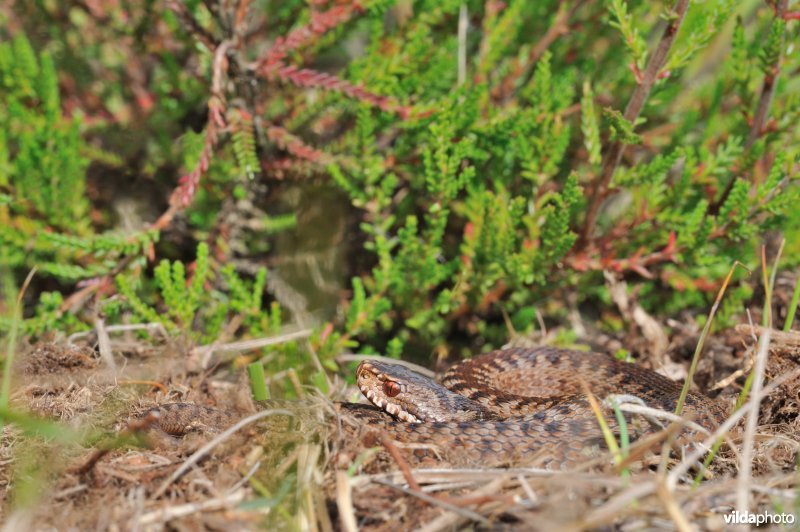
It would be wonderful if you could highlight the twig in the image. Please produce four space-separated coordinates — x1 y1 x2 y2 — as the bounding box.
578 481 657 529
736 308 773 511
136 489 247 526
612 401 709 437
356 467 571 488
612 422 687 474
266 126 332 164
70 413 161 476
416 477 510 532
516 474 538 504
59 250 146 316
335 471 358 532
166 41 230 211
67 322 169 344
53 484 89 500
579 0 691 246
379 436 517 511
372 479 490 524
197 328 312 354
416 510 465 532
259 64 405 115
710 344 755 391
527 2 576 62
94 317 117 372
233 0 252 42
566 231 678 278
381 435 422 491
734 324 800 347
253 3 363 70
358 467 583 488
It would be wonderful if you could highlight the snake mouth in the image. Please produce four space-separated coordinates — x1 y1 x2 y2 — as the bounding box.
357 361 422 423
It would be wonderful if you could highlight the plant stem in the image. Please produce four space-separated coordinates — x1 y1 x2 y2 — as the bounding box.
675 261 748 416
579 0 691 247
746 0 789 148
713 0 790 212
784 274 800 332
247 362 270 401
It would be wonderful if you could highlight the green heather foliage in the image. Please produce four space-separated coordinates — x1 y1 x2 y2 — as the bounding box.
0 1 798 368
0 35 90 246
329 2 799 355
0 34 158 296
113 243 282 343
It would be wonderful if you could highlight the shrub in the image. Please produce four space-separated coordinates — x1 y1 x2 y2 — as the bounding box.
1 1 798 367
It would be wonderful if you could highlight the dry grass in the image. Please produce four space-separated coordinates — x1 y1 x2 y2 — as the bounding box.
1 308 799 529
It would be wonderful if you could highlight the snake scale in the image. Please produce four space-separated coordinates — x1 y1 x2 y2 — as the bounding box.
142 347 728 469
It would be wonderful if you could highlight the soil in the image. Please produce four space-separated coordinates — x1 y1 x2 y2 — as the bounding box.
1 317 798 530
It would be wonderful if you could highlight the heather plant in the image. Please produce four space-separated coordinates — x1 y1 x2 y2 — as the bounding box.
0 33 157 331
324 0 799 356
0 0 798 368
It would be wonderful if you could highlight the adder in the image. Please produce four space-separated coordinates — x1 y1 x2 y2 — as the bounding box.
142 347 729 469
353 347 729 468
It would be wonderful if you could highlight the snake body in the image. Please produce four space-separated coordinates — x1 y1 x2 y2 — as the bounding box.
137 347 728 469
356 347 728 468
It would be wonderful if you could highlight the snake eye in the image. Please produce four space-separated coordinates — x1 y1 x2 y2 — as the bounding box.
383 381 402 397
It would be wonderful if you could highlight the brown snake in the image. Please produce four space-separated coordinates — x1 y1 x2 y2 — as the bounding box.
354 347 729 468
141 347 728 469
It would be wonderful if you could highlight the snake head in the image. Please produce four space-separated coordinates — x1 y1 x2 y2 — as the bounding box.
357 360 425 422
356 359 490 423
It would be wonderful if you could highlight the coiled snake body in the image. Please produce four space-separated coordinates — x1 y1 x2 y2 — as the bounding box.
139 347 728 469
355 347 728 468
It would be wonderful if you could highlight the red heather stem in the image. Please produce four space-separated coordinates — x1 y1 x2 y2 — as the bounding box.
566 232 679 279
255 2 364 70
261 64 409 117
266 126 331 164
252 2 409 117
170 97 225 208
579 0 690 248
168 41 232 212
